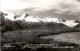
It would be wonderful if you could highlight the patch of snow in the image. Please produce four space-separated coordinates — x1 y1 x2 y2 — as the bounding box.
62 22 79 28
2 11 79 28
3 12 16 21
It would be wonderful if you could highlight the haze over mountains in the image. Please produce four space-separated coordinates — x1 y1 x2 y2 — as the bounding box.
1 0 80 20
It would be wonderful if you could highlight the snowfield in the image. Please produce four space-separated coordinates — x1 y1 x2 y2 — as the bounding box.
2 11 79 28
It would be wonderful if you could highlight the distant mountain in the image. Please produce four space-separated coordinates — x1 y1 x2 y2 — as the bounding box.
33 9 80 21
1 11 80 34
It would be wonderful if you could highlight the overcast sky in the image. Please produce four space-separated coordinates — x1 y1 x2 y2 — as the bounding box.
0 0 80 20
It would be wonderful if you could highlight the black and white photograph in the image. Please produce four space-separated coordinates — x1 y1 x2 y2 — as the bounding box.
0 0 80 51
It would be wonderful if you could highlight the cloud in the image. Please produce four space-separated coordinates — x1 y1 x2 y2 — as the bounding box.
1 0 80 15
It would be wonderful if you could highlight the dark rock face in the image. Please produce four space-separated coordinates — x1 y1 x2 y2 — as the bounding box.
1 13 80 51
1 19 80 43
1 14 80 43
1 19 79 33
